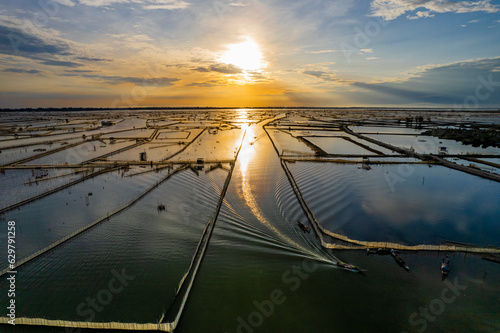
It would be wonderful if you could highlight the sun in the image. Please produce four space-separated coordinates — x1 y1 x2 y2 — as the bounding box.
220 37 267 72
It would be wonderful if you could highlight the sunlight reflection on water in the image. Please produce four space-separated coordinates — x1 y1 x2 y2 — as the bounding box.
238 122 333 263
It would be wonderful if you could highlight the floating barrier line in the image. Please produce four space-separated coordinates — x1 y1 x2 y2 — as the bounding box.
162 128 207 161
23 169 90 185
13 130 251 332
0 126 149 149
0 164 189 278
0 166 121 215
0 159 235 171
279 159 329 248
340 136 385 155
281 158 500 254
3 140 86 167
264 126 332 250
0 317 173 331
148 142 186 149
173 219 212 296
342 125 500 183
264 125 500 255
0 136 84 149
158 129 246 331
281 157 428 164
295 134 386 155
460 156 500 169
430 155 500 182
83 141 147 164
296 136 328 156
150 128 160 140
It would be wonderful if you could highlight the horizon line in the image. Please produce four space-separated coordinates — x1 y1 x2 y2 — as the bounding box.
2 106 500 112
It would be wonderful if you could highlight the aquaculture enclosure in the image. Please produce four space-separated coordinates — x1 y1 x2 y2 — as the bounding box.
1 109 499 333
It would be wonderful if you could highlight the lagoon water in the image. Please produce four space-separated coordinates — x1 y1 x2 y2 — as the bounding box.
0 109 499 333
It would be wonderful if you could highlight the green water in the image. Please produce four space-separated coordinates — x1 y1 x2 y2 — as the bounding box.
1 111 499 333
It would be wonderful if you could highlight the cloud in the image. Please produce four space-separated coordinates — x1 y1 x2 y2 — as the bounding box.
75 57 111 62
350 57 500 105
370 0 500 20
0 25 71 57
53 0 77 6
407 11 435 20
186 81 223 87
65 69 95 73
360 48 373 53
229 2 250 7
77 0 133 6
209 64 243 74
80 74 179 86
366 57 379 60
303 70 327 78
78 0 190 10
39 59 83 67
192 66 211 72
143 1 190 10
306 50 337 54
244 71 271 83
2 68 42 74
193 63 243 74
303 70 341 82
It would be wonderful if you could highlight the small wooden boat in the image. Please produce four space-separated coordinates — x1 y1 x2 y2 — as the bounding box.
297 220 310 233
336 261 364 273
391 251 410 271
441 255 451 275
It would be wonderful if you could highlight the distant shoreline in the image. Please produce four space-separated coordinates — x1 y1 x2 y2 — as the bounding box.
1 107 499 113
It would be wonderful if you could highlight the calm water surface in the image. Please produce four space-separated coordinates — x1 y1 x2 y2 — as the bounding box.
1 113 499 333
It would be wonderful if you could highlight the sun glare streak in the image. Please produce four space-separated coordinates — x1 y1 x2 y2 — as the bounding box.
239 126 255 173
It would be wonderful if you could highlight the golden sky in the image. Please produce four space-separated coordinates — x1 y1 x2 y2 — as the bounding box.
1 0 500 108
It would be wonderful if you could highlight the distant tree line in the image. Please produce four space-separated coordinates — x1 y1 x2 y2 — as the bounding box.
0 107 498 112
422 125 500 148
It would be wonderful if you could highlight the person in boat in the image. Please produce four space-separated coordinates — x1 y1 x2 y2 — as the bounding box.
336 261 360 272
441 255 451 275
337 261 350 269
